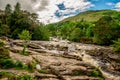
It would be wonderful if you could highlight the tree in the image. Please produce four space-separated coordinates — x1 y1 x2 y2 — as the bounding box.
0 24 10 37
69 28 83 42
14 2 21 16
111 38 120 52
93 16 120 45
86 25 94 38
18 30 31 55
5 4 12 16
32 26 50 40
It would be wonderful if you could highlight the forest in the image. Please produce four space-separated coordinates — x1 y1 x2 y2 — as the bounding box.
0 3 120 52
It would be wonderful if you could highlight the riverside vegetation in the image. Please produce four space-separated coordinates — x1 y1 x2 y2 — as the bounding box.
0 2 120 80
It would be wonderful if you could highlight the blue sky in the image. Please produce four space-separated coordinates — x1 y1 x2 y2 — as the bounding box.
89 0 120 10
54 0 120 20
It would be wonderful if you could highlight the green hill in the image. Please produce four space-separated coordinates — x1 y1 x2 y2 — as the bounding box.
62 10 119 22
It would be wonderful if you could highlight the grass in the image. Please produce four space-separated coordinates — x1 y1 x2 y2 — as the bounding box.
62 10 119 22
90 68 105 80
16 74 37 80
0 71 37 80
0 71 15 80
0 59 15 69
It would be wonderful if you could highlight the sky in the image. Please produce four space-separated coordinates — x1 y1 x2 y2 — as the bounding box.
0 0 120 24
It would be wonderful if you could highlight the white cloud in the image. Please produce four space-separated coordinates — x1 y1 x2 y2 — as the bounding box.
0 0 93 24
115 2 120 11
106 2 115 6
37 0 94 24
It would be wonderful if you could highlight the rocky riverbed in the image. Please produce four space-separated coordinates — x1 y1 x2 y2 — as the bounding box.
1 39 120 80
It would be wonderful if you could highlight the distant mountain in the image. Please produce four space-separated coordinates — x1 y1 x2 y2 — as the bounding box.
62 10 120 22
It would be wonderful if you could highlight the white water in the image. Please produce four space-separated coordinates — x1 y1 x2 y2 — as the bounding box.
80 50 120 80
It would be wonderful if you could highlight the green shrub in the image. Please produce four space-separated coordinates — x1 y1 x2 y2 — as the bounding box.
90 68 104 80
0 47 10 59
0 41 4 47
91 70 99 77
15 60 27 70
0 71 15 79
27 62 35 72
15 60 35 72
0 51 10 59
16 75 36 80
20 50 29 56
0 59 15 69
111 38 120 52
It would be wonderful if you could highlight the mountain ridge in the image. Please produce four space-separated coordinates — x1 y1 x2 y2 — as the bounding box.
61 10 119 22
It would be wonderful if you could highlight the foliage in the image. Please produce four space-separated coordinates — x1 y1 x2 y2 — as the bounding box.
0 71 15 79
5 4 12 16
32 26 50 40
16 74 37 80
62 10 119 22
111 38 120 52
0 24 10 36
0 41 15 69
91 69 99 77
0 41 10 59
18 29 31 41
86 25 94 38
0 59 15 69
1 3 120 47
93 16 120 45
69 28 83 42
0 2 39 39
27 61 36 72
18 30 31 55
15 60 27 70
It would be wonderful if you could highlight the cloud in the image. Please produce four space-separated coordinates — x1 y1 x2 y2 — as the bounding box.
106 2 115 6
0 0 93 24
115 2 120 11
37 0 94 24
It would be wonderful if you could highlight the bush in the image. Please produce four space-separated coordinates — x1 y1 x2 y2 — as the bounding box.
91 70 99 77
69 28 83 42
0 41 4 47
0 71 15 79
16 75 36 80
0 47 10 59
0 41 10 59
15 60 36 72
90 68 104 80
111 38 120 52
32 26 50 40
0 59 15 69
27 62 36 72
15 60 27 69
